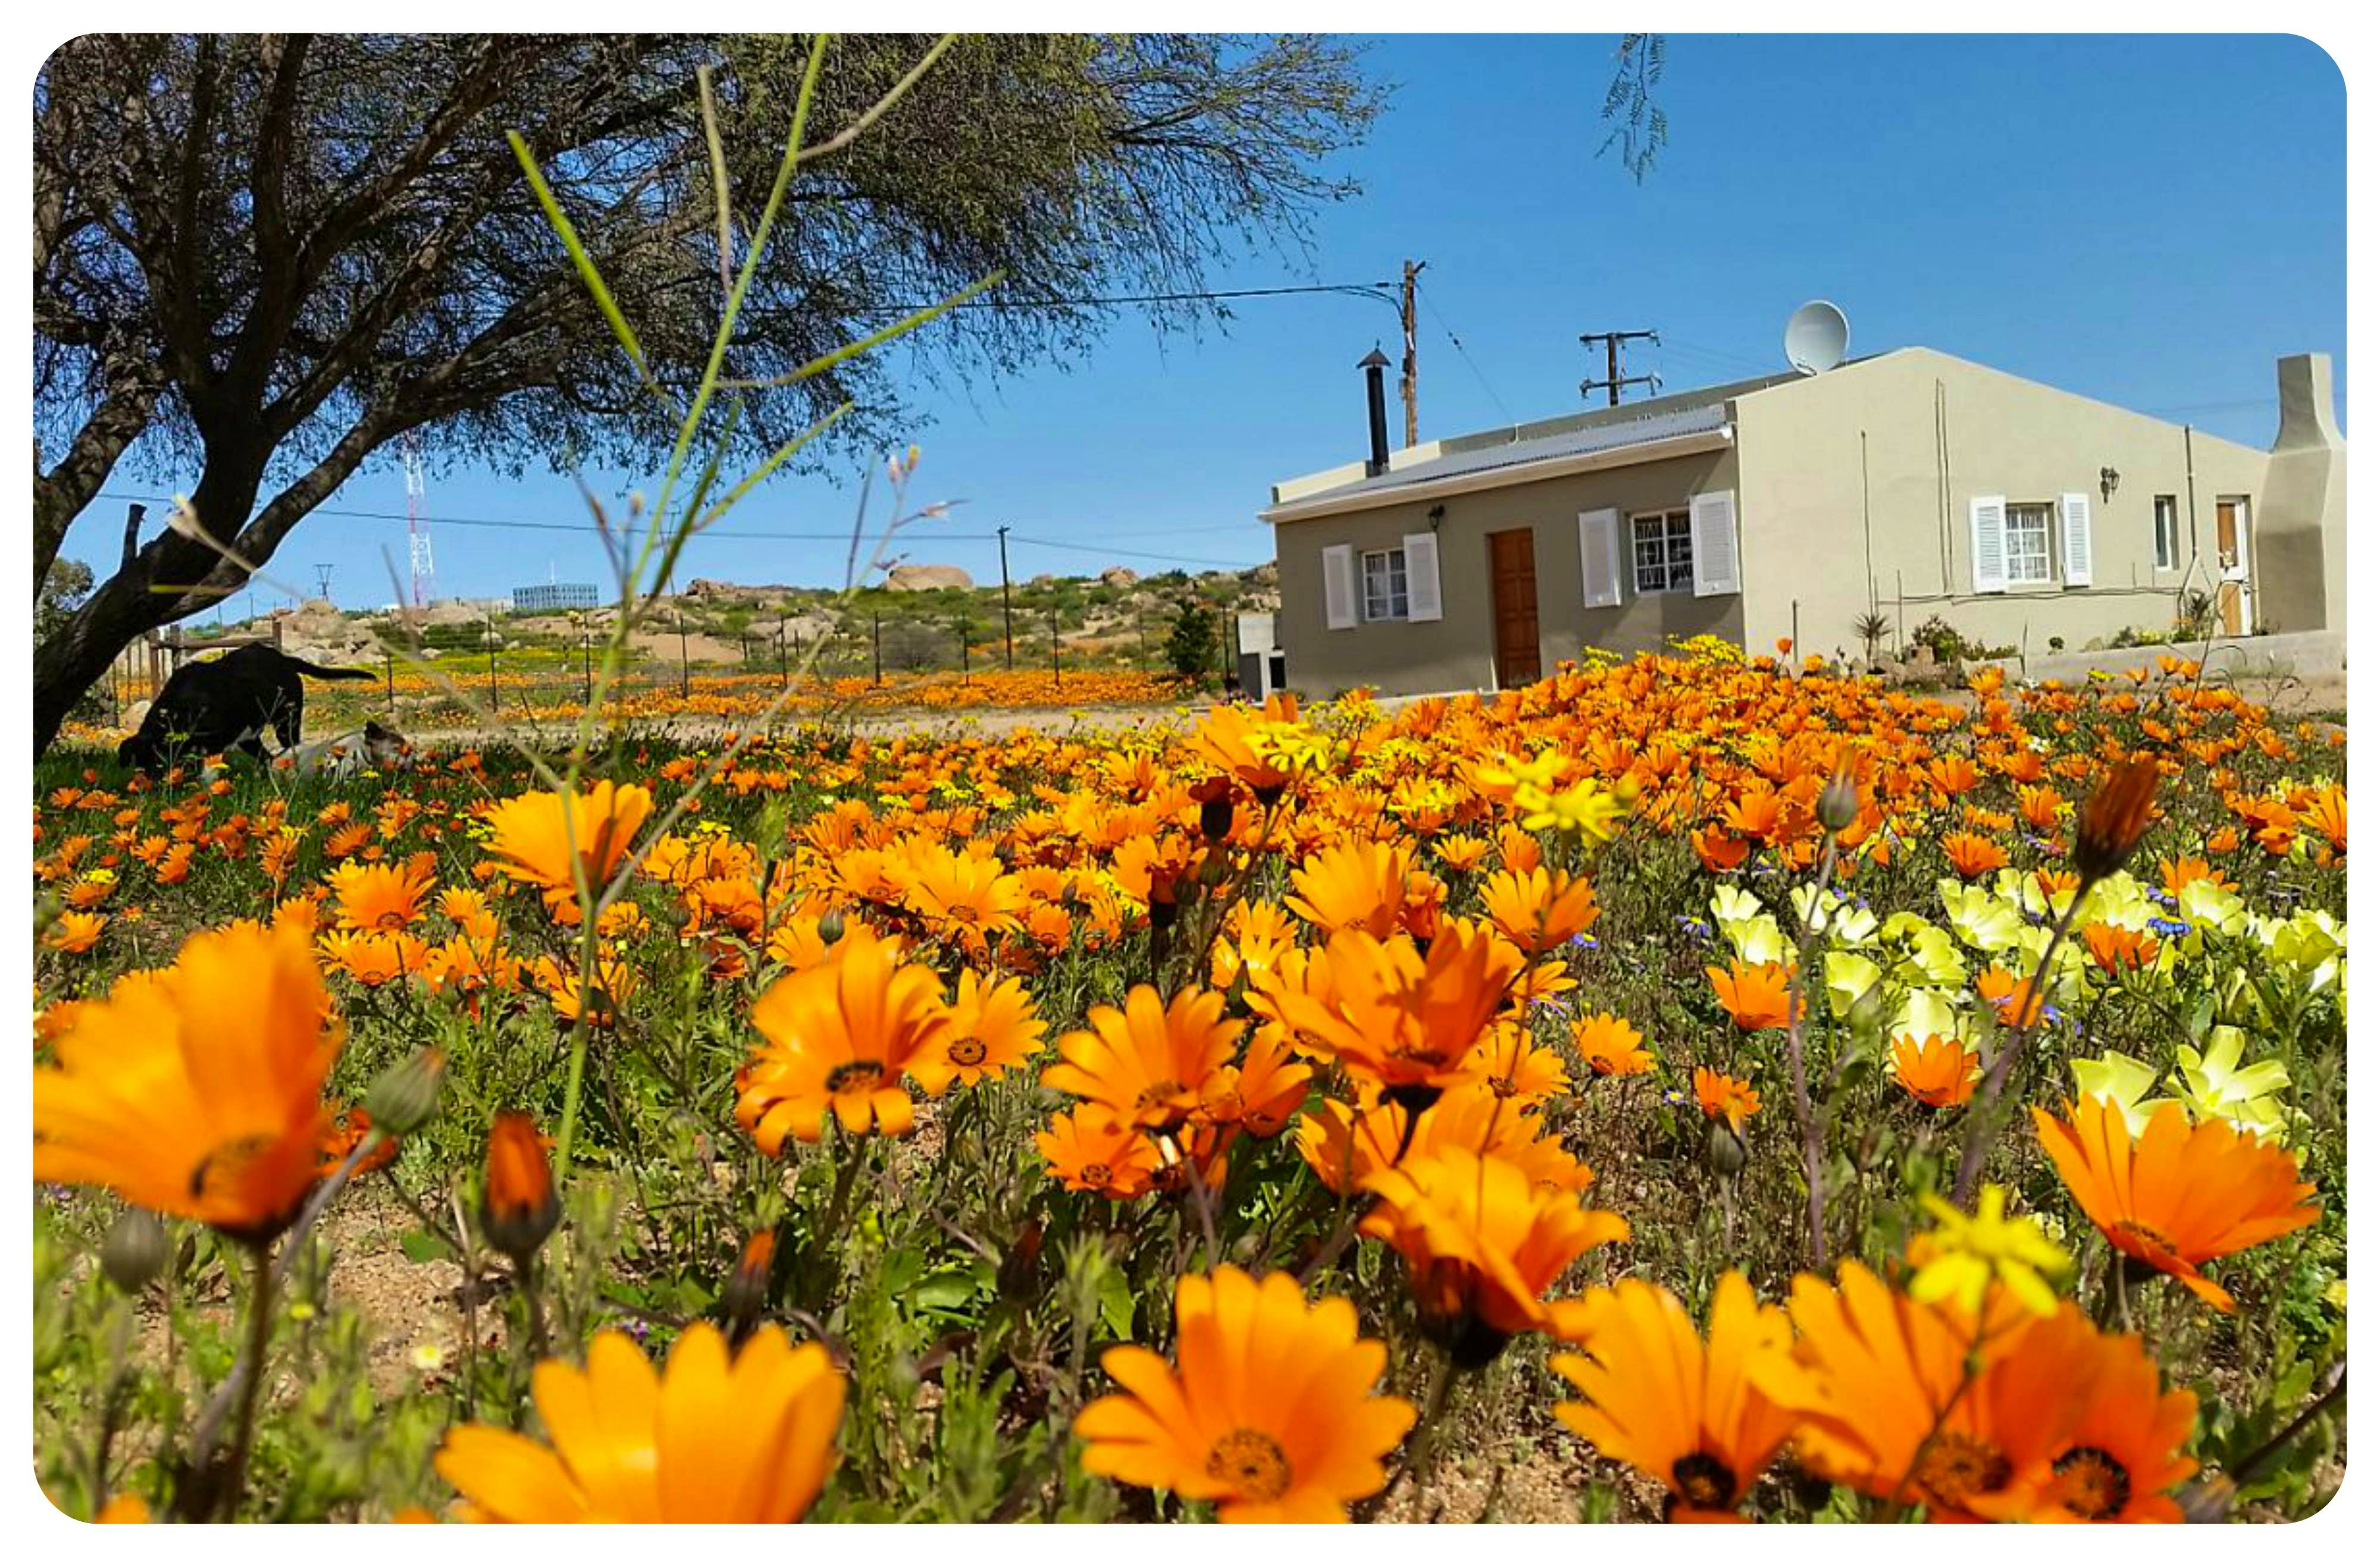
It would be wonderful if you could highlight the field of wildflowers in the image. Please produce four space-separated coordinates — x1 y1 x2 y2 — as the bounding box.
32 640 2347 1522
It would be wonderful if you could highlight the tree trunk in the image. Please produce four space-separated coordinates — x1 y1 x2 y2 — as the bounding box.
33 450 271 759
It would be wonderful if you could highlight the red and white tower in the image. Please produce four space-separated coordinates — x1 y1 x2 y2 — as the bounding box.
403 432 435 607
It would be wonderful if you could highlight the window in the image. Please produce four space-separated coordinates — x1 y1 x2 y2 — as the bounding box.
1361 546 1408 621
2153 496 2179 571
1631 510 1694 595
2004 503 2053 583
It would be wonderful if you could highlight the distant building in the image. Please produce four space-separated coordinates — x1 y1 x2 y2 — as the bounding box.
512 583 600 613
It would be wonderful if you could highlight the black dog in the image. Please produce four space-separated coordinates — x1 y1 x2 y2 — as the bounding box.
117 644 380 774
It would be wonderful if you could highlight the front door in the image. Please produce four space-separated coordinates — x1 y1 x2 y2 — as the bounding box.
1488 528 1540 688
2215 498 2250 634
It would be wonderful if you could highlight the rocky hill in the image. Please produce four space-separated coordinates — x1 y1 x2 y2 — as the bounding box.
193 561 1283 677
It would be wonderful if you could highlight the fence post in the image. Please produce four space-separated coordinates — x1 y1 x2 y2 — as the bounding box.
386 648 396 713
1051 606 1060 688
581 627 592 705
872 614 883 686
486 618 498 711
678 612 690 698
778 617 788 688
959 618 969 684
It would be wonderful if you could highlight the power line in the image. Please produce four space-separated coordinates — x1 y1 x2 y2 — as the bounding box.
1006 535 1259 568
95 490 1264 542
1658 335 1777 374
821 280 1404 318
1414 283 1517 428
92 489 1261 570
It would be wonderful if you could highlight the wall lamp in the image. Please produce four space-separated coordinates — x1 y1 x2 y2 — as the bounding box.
2100 466 2121 503
1427 503 1446 532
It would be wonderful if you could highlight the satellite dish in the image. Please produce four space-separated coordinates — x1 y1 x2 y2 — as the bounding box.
1784 299 1850 376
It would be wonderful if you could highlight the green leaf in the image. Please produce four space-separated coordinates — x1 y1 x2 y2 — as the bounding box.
399 1230 446 1264
909 1270 979 1313
1098 1263 1135 1340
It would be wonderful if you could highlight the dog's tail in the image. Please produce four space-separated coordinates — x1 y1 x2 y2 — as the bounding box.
279 652 380 681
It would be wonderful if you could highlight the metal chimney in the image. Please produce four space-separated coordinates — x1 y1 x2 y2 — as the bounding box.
1359 346 1392 477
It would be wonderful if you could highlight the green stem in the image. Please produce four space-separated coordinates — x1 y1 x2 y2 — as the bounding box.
218 1240 277 1521
551 1007 594 1184
1367 1352 1457 1521
1952 890 2087 1208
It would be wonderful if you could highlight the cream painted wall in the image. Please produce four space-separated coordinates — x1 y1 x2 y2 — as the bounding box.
1272 446 1742 697
1731 349 2275 660
2256 354 2347 633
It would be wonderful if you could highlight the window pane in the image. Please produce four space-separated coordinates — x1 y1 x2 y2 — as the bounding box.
1632 511 1692 594
1361 548 1407 620
2005 505 2051 583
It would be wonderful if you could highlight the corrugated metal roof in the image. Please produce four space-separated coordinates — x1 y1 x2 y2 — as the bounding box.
1267 402 1731 515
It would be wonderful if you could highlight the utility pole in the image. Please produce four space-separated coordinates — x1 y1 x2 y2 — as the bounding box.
314 563 333 601
997 525 1015 670
1579 329 1662 407
1399 260 1427 447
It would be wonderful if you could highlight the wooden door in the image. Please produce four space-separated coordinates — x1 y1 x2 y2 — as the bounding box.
1488 528 1540 688
2215 499 2247 634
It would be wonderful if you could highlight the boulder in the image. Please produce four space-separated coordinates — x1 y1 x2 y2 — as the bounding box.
1099 566 1138 589
884 564 973 592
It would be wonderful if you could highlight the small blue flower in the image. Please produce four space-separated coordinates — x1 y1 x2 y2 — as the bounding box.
1571 933 1599 950
2149 917 2190 939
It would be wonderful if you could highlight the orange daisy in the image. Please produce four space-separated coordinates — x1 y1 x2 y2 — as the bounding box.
1074 1266 1416 1522
1890 1035 1980 1109
2031 1095 2319 1312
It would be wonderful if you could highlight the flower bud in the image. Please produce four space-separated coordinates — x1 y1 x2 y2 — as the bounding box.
1706 1119 1748 1178
816 909 846 946
363 1046 446 1137
1199 794 1235 843
995 1223 1045 1303
480 1111 560 1260
2074 754 2161 883
1816 764 1860 834
101 1208 170 1293
724 1228 776 1328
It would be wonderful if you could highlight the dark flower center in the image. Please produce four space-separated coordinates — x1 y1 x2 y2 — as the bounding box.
2053 1446 2132 1520
1205 1427 1293 1502
948 1036 988 1067
1080 1162 1112 1187
825 1060 885 1097
2112 1218 2181 1261
1916 1431 2013 1506
1671 1452 1739 1511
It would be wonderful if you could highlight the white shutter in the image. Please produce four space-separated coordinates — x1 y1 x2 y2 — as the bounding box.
1579 508 1621 608
1969 496 2008 593
2059 492 2093 587
1402 533 1442 621
1321 543 1355 630
1691 489 1740 597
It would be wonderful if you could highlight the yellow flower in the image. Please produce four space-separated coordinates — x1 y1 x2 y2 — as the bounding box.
1909 1186 2071 1316
1519 777 1632 848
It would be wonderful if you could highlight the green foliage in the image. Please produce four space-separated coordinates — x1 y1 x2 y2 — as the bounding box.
1163 598 1219 682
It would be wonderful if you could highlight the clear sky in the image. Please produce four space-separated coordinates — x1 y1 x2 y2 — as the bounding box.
67 32 2347 614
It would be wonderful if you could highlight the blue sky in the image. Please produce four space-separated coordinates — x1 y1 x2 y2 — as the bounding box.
68 32 2347 612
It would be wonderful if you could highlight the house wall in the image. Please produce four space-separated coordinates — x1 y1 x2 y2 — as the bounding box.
1732 348 2275 661
1272 446 1742 698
